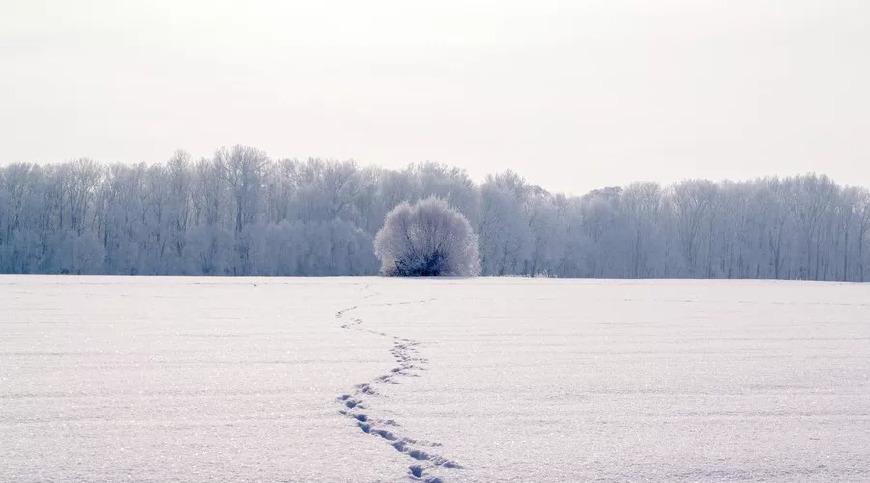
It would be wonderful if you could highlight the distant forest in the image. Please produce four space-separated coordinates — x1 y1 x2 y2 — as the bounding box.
1 145 869 280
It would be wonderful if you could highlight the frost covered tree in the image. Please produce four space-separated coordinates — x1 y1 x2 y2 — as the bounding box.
477 172 533 275
2 145 869 280
374 197 480 277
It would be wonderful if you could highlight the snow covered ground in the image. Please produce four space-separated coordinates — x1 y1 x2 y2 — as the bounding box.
2 276 870 481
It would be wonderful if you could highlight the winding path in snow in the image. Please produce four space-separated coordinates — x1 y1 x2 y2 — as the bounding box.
334 297 462 483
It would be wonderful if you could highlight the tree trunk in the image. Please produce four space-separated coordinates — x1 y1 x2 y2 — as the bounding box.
843 229 849 281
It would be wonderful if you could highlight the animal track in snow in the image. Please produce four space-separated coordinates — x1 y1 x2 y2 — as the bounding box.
335 297 461 482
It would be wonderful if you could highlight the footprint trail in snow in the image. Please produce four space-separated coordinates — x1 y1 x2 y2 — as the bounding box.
335 298 461 482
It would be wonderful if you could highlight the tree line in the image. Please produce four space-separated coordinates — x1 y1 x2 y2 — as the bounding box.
1 145 869 280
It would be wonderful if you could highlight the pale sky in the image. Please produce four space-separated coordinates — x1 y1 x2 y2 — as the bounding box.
2 0 868 194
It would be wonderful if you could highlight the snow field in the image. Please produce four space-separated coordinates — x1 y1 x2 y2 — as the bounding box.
2 276 870 481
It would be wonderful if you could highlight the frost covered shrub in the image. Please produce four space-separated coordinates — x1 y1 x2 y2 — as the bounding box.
374 197 480 277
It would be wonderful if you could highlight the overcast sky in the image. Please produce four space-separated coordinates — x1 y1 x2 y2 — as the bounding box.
2 0 868 194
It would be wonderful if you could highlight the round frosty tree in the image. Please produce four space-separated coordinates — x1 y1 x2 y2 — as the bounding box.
374 197 480 277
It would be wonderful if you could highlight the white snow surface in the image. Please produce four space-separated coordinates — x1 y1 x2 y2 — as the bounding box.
2 276 870 481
